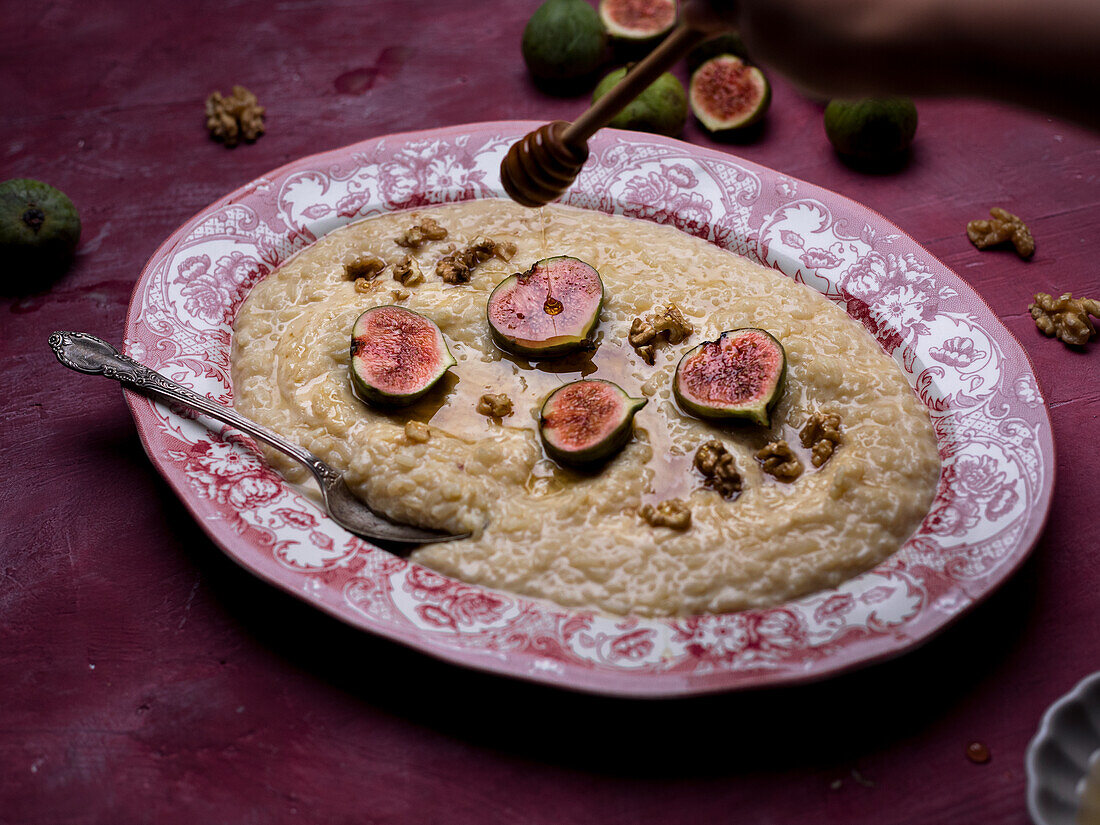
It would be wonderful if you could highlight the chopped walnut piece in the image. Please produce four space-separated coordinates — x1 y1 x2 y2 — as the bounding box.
967 207 1034 259
476 393 513 418
693 440 743 499
435 236 514 284
465 236 498 265
629 303 694 365
436 256 472 285
204 85 265 148
1029 292 1100 346
391 255 424 287
628 318 657 364
345 255 387 281
755 441 803 482
395 217 448 249
354 278 374 294
467 235 517 264
652 303 693 342
391 287 410 301
799 412 843 468
640 499 692 530
404 421 430 443
465 235 517 262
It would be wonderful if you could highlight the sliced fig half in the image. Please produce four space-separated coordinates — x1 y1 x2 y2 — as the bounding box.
487 256 604 358
599 0 677 43
349 305 456 407
539 379 647 466
689 55 771 134
673 328 786 426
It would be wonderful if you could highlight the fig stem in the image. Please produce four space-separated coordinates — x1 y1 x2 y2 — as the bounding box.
22 207 45 232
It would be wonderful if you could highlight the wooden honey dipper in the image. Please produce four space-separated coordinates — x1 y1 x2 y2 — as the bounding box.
501 0 737 207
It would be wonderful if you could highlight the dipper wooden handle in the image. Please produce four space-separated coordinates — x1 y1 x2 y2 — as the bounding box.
501 1 737 207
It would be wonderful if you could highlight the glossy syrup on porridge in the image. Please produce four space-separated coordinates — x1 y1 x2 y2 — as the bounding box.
231 199 940 617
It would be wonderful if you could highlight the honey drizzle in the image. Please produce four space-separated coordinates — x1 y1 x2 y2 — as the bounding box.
538 205 547 259
391 323 716 505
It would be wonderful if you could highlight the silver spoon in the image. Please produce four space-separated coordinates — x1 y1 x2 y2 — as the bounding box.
49 331 468 545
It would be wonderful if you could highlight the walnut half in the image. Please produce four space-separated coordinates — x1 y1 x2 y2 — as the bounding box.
391 255 424 287
345 254 387 281
1029 292 1100 346
967 207 1034 259
693 440 743 499
799 412 842 468
629 303 693 365
395 217 448 250
436 236 516 285
436 255 471 285
755 441 803 482
204 86 265 148
640 499 692 530
476 393 513 418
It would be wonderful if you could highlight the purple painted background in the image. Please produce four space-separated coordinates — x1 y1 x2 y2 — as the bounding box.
2 1 1098 823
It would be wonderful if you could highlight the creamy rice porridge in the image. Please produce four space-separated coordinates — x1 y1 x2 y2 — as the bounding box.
231 199 940 617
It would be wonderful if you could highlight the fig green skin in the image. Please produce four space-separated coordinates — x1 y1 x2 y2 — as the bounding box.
673 328 787 427
687 32 749 71
487 313 599 358
539 379 648 466
522 0 607 81
486 255 604 359
0 178 82 286
349 305 456 408
824 98 918 161
689 55 771 133
593 67 687 137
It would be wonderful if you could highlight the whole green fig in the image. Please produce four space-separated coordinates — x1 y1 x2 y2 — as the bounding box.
0 178 81 287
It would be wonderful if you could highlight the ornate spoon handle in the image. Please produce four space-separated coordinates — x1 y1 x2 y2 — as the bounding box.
48 331 333 482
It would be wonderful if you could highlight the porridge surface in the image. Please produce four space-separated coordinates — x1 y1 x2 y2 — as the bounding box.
231 199 940 617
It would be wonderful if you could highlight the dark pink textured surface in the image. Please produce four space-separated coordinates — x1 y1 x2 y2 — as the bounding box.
1 2 1098 823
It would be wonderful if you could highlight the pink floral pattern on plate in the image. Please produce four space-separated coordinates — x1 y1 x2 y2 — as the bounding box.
124 122 1053 696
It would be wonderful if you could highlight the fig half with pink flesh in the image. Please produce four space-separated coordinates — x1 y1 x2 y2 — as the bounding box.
487 256 604 358
539 379 647 466
349 305 456 407
689 55 771 134
599 0 677 44
673 328 786 426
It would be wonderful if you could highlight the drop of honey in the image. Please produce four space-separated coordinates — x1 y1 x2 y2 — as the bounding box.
965 741 990 764
543 297 564 315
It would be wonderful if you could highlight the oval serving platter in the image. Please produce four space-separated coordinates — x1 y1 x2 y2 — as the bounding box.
124 121 1054 697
